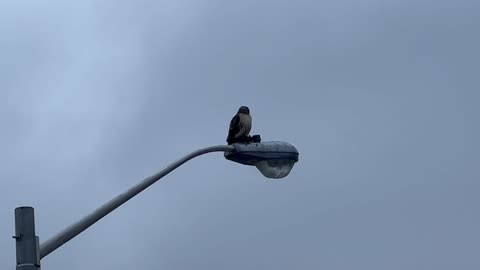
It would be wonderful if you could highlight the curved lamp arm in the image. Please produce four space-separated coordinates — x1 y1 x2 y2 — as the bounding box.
40 145 234 259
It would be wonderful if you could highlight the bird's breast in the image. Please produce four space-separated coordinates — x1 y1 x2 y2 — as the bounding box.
238 113 252 134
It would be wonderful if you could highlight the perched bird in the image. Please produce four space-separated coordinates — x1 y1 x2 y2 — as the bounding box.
227 106 252 144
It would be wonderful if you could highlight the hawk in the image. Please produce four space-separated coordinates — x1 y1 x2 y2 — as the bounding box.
227 106 252 144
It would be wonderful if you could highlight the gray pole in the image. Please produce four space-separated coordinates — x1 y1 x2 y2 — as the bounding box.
39 145 234 259
14 207 40 270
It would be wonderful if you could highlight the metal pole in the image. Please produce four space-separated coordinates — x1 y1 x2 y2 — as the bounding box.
14 207 40 270
39 145 234 259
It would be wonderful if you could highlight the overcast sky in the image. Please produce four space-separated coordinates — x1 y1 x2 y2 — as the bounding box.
1 1 479 269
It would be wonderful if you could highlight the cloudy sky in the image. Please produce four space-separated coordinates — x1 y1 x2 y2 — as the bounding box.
1 0 479 269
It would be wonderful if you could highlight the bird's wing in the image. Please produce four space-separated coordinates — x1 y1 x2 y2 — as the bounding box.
227 114 241 142
229 114 240 131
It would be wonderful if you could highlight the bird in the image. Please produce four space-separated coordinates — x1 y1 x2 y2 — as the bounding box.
226 106 252 144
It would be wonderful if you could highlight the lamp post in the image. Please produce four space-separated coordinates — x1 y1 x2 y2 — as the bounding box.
13 141 299 270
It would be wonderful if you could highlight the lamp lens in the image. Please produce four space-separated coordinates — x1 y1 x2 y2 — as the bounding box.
255 159 295 179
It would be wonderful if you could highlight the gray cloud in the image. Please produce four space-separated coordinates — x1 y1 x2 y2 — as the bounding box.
1 0 479 269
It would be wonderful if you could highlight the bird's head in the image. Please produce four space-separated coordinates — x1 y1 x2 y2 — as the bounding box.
238 106 250 114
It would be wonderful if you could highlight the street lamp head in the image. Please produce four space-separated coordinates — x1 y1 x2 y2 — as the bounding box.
224 141 299 179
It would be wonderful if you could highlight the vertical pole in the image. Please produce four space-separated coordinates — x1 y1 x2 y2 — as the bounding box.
14 207 40 270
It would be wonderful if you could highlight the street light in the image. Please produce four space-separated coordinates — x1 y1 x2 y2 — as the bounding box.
225 141 299 178
13 141 299 270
